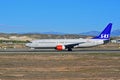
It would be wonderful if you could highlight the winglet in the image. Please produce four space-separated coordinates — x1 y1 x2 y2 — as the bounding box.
93 23 112 40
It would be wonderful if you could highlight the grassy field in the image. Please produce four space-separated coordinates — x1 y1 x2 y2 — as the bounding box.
0 53 120 80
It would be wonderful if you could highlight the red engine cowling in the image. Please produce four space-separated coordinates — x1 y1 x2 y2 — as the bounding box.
56 45 65 51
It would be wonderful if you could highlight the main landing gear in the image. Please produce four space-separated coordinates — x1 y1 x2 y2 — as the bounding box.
68 48 72 51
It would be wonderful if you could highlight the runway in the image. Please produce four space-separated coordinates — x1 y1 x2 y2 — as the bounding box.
0 48 120 53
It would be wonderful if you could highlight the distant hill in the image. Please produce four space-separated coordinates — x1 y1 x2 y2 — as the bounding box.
80 31 100 36
112 29 120 36
42 32 65 35
40 29 120 37
80 29 120 37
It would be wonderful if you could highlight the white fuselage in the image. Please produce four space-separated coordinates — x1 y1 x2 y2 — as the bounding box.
26 38 104 49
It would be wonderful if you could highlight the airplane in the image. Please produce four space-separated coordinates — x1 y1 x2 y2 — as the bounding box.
25 23 112 51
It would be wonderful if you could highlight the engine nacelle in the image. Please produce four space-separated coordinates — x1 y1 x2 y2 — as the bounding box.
55 45 65 51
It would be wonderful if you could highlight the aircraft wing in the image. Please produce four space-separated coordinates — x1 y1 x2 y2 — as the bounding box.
65 42 85 48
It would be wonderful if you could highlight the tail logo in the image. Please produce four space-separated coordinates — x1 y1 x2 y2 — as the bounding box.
100 34 109 38
93 23 112 40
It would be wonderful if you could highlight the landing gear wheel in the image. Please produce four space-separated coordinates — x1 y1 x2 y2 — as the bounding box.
68 48 72 51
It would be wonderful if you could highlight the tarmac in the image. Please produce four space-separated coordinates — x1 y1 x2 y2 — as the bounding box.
0 48 120 54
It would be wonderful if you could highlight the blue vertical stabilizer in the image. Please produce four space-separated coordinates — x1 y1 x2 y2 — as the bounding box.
93 23 112 40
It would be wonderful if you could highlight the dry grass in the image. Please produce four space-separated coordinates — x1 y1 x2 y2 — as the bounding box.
0 53 120 80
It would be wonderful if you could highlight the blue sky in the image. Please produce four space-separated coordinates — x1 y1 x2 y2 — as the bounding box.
0 0 120 33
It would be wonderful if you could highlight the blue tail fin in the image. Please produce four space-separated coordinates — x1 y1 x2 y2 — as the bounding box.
93 23 112 40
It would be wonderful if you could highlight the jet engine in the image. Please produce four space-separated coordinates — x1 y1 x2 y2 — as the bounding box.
55 45 65 51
